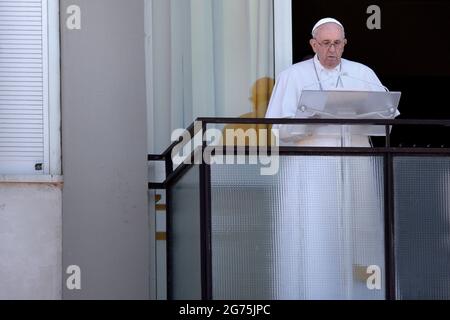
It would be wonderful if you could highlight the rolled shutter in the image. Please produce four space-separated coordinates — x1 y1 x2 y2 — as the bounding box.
0 0 48 174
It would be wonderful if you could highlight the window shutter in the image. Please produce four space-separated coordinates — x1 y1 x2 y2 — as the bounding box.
0 0 48 175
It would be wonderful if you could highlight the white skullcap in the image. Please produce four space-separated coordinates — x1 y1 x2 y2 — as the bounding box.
311 17 344 36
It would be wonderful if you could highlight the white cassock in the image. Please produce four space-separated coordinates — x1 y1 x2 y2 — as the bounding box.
267 55 387 299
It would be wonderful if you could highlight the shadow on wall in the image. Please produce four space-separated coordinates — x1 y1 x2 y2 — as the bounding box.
222 77 275 146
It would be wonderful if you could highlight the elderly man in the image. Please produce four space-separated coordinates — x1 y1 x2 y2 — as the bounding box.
264 18 387 300
266 17 391 146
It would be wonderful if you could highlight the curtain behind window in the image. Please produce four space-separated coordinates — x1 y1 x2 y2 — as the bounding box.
146 0 274 153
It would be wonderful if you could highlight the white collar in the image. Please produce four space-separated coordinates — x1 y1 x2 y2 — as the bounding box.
313 54 341 73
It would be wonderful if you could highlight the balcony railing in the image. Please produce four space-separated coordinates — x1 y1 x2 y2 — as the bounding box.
149 118 450 300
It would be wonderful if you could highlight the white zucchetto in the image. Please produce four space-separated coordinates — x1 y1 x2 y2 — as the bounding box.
311 17 344 36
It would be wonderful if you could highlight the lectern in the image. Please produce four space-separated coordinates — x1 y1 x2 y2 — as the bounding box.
293 90 401 145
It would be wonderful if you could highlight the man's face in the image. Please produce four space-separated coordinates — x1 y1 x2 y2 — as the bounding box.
309 23 346 69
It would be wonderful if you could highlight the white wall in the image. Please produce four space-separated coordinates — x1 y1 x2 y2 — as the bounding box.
0 0 63 300
0 180 62 299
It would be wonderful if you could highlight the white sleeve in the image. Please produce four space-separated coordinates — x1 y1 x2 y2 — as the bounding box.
265 69 301 118
364 67 401 117
265 69 314 143
364 67 386 92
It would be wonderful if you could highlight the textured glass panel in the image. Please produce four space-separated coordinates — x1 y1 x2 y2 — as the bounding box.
394 157 450 300
170 165 201 299
211 156 385 300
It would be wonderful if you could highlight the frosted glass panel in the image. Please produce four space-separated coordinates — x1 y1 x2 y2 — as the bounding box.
394 157 450 300
211 156 385 300
170 165 202 299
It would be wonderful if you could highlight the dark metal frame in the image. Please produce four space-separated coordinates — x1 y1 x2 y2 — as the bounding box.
148 118 450 300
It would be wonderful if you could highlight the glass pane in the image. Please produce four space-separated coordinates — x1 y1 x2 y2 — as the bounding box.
169 165 202 299
394 157 450 299
211 156 385 299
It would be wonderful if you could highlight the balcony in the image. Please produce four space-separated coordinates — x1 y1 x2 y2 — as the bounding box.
149 118 450 300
